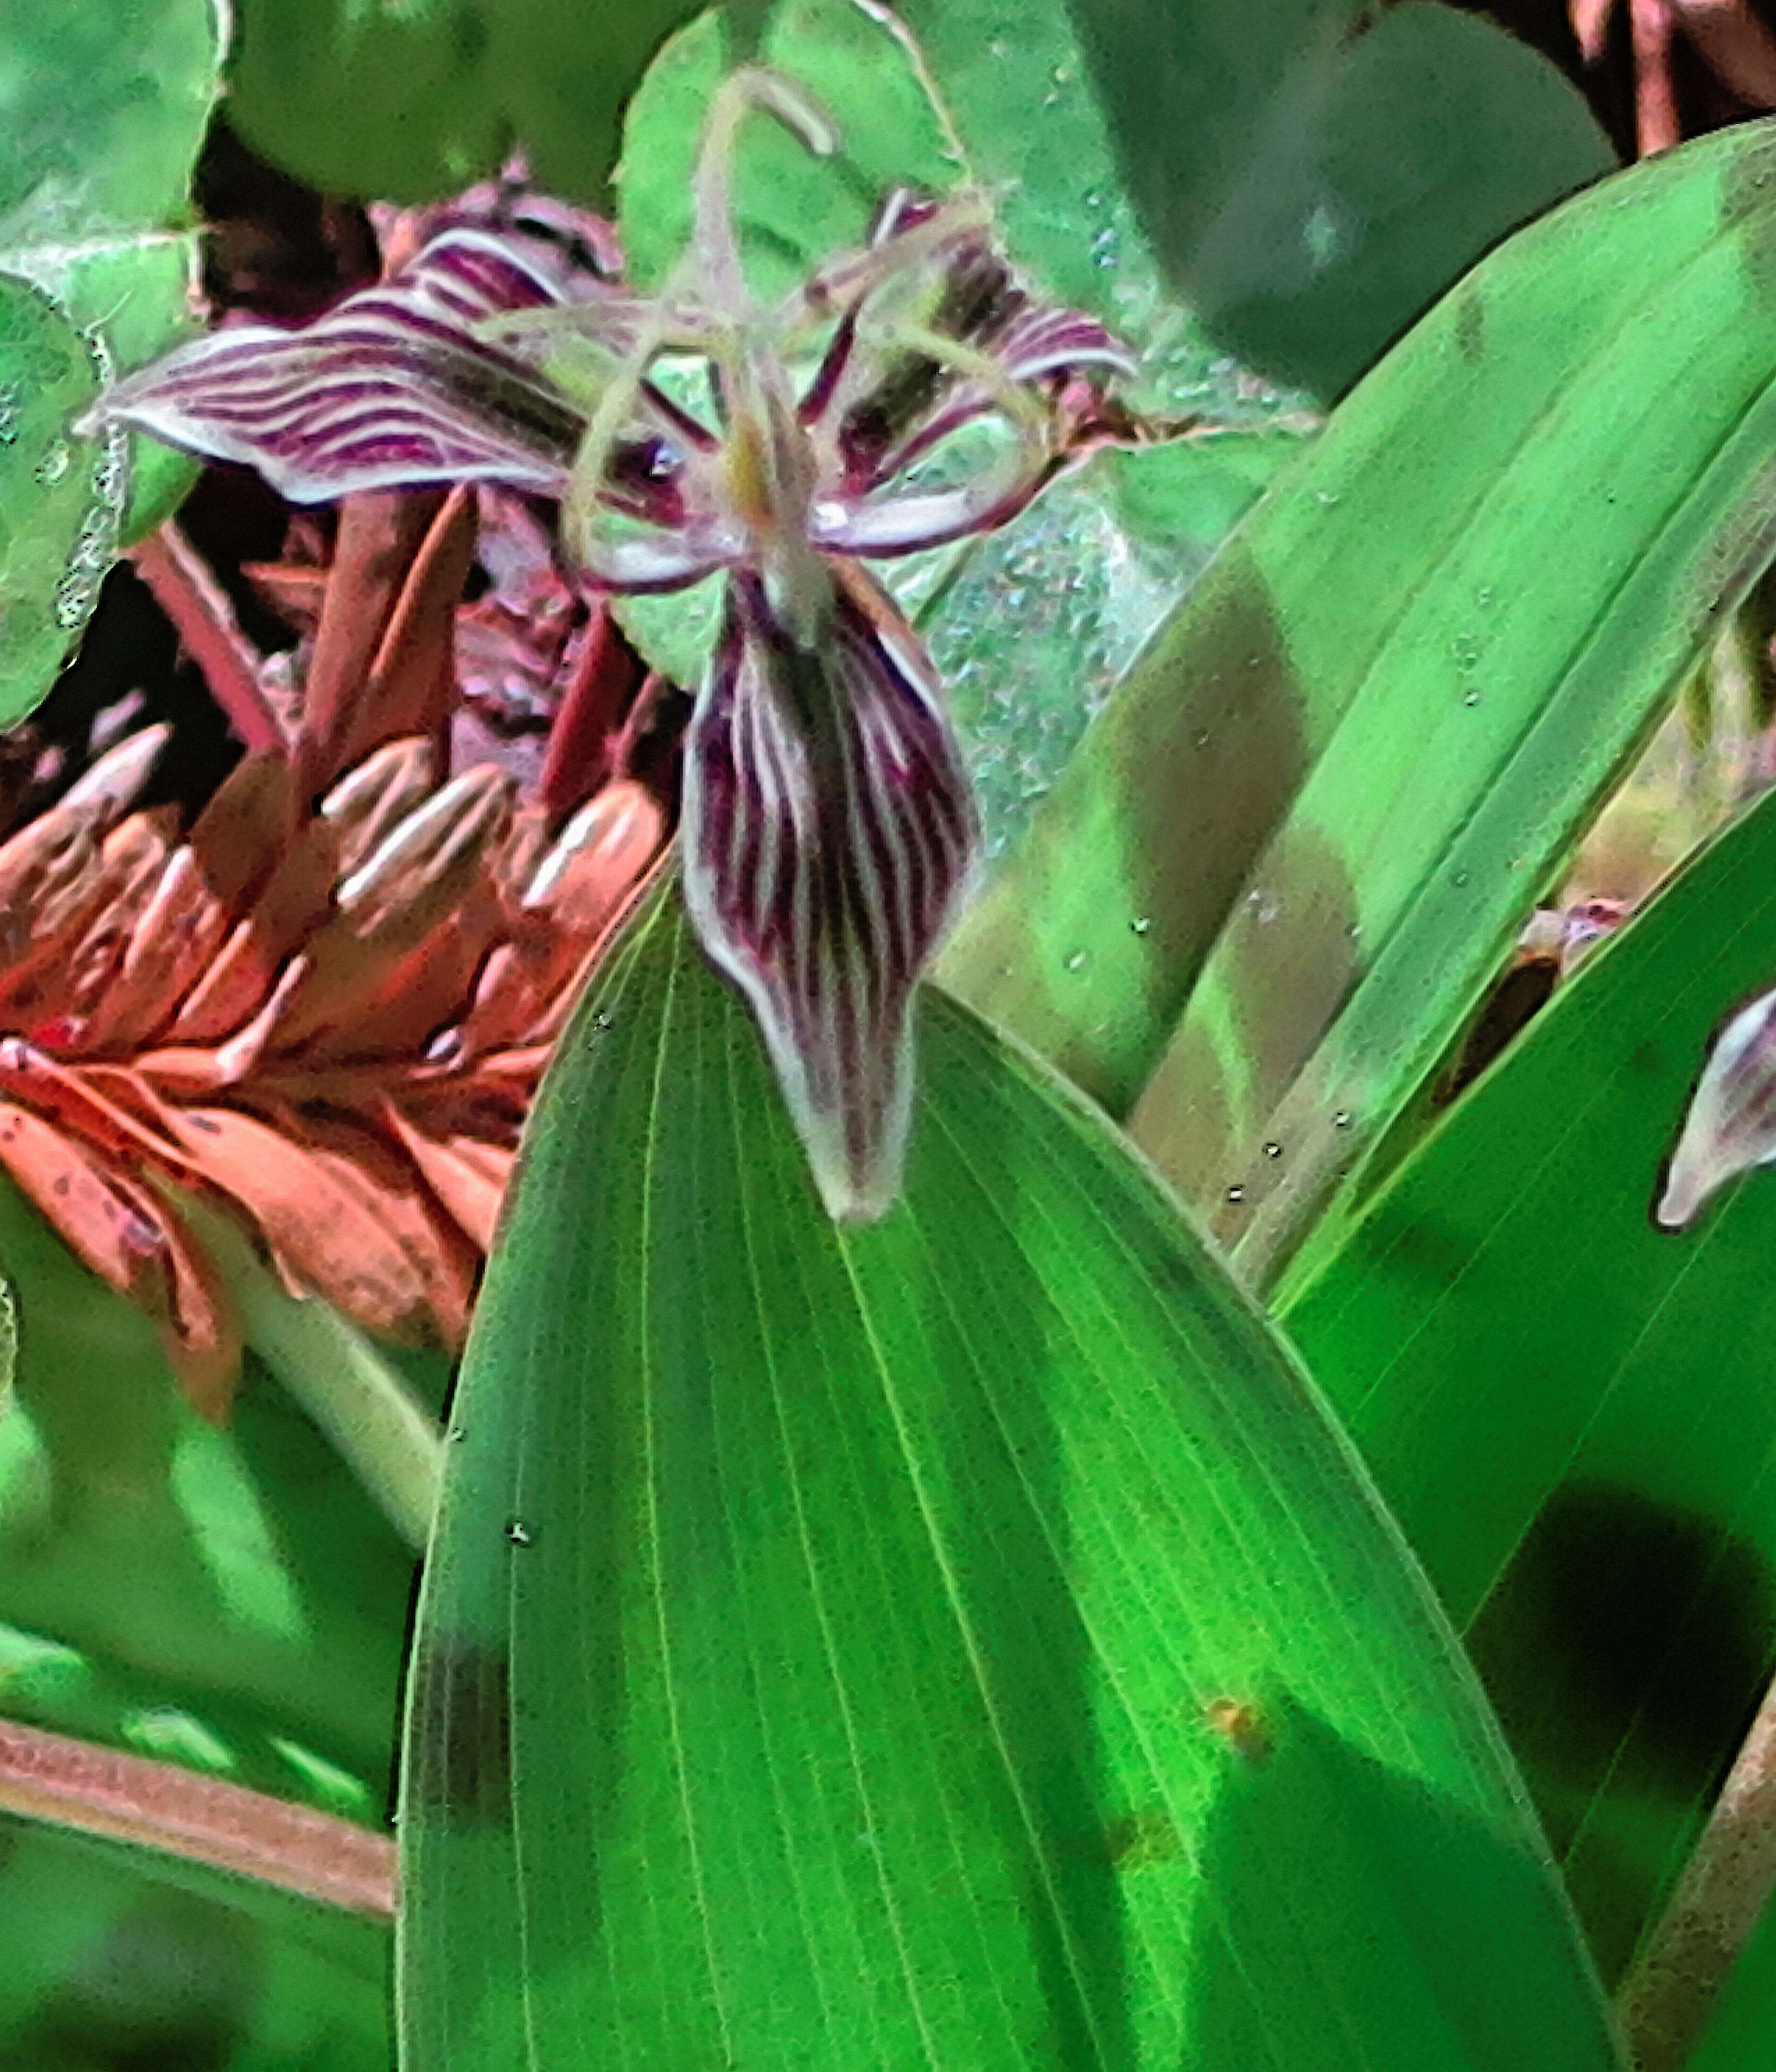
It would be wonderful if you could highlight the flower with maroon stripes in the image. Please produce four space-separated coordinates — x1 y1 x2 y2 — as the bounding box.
87 73 1133 1218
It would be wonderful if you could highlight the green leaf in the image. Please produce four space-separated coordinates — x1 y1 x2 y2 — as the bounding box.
0 278 124 725
919 443 1302 862
0 0 221 711
0 1817 389 2071
942 120 1776 1294
227 0 710 206
399 891 1620 2071
0 1169 423 1814
616 0 960 298
1281 775 1776 1979
1065 0 1614 398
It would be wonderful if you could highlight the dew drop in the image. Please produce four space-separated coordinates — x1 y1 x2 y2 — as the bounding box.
1262 1141 1282 1160
448 1425 467 1443
592 1009 614 1031
1130 915 1152 936
1333 1109 1352 1129
1224 1183 1246 1204
505 1519 535 1547
1064 950 1088 972
1462 691 1481 707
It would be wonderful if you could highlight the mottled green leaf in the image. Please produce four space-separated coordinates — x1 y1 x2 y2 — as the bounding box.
942 121 1776 1295
399 890 1619 2072
0 278 124 723
1281 775 1776 1981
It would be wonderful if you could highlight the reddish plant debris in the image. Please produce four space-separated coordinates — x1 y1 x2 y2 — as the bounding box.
1572 0 1776 156
26 424 669 1420
0 718 661 1421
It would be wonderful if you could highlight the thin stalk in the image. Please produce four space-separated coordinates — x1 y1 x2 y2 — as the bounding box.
0 1718 394 1916
179 1196 444 1550
1618 1655 1776 2067
130 524 287 755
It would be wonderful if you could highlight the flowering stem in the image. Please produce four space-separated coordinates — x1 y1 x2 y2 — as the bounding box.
1617 1656 1776 2067
179 1197 443 1550
0 1716 394 1916
538 604 641 822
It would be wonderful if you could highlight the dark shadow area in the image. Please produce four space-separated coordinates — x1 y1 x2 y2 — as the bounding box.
1467 1481 1776 1980
1469 1481 1774 1797
1180 1696 1610 2069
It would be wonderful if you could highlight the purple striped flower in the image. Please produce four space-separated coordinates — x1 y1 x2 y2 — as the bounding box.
87 75 1133 1219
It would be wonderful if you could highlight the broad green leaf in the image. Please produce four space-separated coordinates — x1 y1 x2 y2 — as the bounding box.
399 891 1620 2071
0 0 216 347
228 0 709 206
1065 0 1613 398
942 120 1776 1296
0 0 221 709
0 1817 388 2070
1281 775 1776 1980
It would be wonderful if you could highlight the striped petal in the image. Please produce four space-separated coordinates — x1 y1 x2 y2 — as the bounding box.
681 563 978 1219
1658 985 1776 1228
85 227 607 503
812 203 1137 507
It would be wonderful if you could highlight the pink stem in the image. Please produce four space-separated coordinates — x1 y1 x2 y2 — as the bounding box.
0 1716 394 1917
130 526 287 757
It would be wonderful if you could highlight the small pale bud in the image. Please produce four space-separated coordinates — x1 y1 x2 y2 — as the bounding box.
1657 988 1776 1229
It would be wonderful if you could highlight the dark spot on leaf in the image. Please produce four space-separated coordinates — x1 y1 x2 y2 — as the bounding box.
1454 290 1485 366
406 1635 512 1828
1204 1696 1273 1763
1099 1808 1182 1869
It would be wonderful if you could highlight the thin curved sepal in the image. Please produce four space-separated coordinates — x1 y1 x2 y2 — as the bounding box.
83 227 606 502
681 565 978 1220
